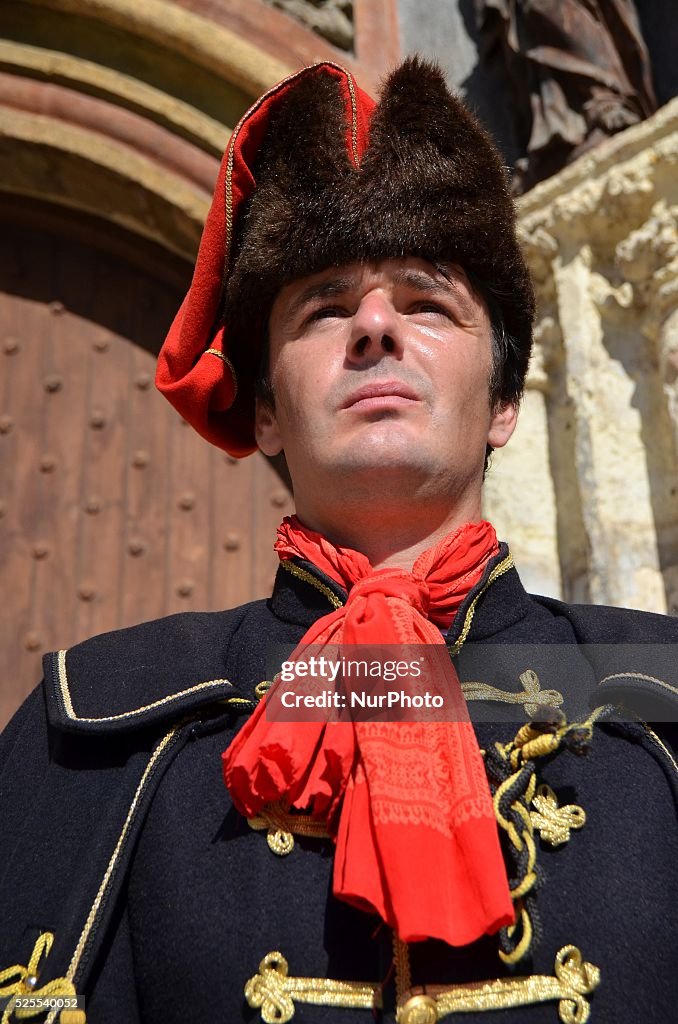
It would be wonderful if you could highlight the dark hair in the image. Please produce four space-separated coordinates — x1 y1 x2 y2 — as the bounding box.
254 325 274 408
470 279 527 412
466 273 527 473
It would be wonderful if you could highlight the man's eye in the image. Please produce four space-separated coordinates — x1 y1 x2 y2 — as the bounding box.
411 303 451 317
307 306 346 322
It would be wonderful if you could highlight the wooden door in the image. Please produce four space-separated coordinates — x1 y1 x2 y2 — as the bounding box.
0 205 294 728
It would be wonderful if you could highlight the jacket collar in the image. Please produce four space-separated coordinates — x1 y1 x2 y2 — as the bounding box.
269 542 532 641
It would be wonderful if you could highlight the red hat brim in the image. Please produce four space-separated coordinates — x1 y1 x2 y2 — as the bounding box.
155 63 375 456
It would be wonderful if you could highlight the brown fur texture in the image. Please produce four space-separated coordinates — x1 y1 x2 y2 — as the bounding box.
224 57 534 404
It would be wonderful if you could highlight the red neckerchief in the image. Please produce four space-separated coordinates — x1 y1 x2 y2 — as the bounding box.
222 516 514 946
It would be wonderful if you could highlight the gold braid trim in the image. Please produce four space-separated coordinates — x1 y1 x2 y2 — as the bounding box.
0 932 83 1023
247 803 330 856
244 947 599 1024
448 554 514 656
279 560 344 609
490 708 603 965
344 71 359 165
396 946 600 1024
280 552 514 633
392 934 412 1007
531 784 586 847
641 721 678 781
57 648 235 724
203 349 238 401
245 953 381 1023
462 669 563 717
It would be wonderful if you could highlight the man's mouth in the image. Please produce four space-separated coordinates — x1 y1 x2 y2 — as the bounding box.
341 380 420 411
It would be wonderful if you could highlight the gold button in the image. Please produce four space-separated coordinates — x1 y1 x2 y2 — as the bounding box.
399 994 438 1024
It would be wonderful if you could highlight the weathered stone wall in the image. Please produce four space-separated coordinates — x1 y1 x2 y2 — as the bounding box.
484 98 678 614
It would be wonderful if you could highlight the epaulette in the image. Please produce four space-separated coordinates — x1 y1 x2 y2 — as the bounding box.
42 606 253 735
535 595 678 721
0 605 263 1003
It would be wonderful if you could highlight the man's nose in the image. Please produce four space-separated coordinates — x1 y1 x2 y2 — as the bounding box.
347 293 404 362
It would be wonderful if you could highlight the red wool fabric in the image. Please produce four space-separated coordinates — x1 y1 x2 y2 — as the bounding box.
222 517 514 946
155 63 375 456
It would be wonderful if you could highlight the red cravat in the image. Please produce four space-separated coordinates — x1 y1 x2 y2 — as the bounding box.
223 516 513 946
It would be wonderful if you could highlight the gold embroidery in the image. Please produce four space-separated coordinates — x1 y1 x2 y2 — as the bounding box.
344 71 359 166
492 763 538 964
279 552 514 632
62 726 184 995
56 649 76 719
448 555 514 656
248 817 294 856
490 707 607 965
600 670 678 700
280 560 344 609
504 704 607 771
392 934 412 1007
396 946 599 1023
254 680 273 699
56 648 233 723
0 932 80 1024
531 784 586 847
244 952 381 1023
223 696 257 710
462 669 564 717
203 348 238 401
641 721 678 781
248 803 330 855
224 123 236 265
244 947 599 1024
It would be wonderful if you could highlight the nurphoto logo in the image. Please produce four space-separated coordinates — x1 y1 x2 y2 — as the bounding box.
265 644 468 723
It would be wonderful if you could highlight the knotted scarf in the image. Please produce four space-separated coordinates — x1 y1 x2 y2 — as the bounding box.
222 516 514 946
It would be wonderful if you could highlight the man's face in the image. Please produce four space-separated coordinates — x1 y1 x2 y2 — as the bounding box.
256 257 516 510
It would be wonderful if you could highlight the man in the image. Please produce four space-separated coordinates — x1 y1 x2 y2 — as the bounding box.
1 58 677 1024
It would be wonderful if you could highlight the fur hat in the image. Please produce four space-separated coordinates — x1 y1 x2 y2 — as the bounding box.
156 58 534 455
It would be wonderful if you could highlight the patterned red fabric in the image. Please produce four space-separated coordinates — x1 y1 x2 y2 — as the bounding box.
155 64 374 456
223 517 514 946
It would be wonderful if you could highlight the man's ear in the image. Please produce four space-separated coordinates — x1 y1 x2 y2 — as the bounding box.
254 396 284 456
487 401 518 450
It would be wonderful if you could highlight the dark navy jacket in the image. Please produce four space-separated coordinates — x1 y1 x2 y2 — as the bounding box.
1 548 677 1023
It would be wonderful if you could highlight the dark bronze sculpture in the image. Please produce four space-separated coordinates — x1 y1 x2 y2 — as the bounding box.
476 0 657 190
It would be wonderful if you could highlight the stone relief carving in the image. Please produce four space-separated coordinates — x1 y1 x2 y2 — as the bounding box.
263 0 354 51
476 0 657 191
484 100 678 614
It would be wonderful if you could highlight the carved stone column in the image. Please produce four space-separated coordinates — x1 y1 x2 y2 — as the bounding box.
485 97 678 612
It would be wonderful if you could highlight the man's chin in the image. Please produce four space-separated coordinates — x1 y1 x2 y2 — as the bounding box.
329 447 435 479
